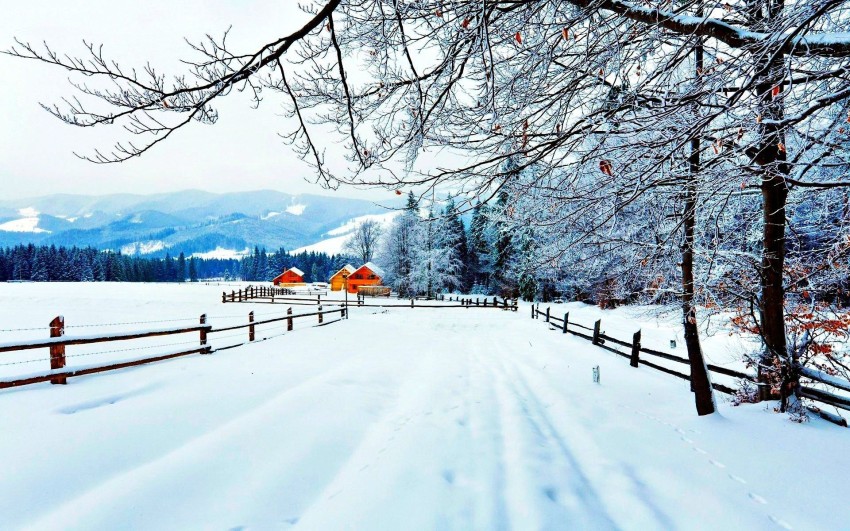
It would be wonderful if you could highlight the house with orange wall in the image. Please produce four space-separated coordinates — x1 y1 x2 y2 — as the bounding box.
346 262 385 293
272 267 305 286
329 264 356 291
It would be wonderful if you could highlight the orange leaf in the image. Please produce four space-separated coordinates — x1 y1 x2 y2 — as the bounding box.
599 160 613 176
772 86 781 97
562 28 569 41
461 18 470 29
435 9 442 17
515 31 522 44
777 142 786 153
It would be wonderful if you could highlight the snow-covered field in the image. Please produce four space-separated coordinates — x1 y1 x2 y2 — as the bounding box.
0 283 846 530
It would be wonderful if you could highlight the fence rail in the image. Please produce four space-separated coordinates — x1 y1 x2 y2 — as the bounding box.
224 285 519 310
0 305 346 390
531 304 850 426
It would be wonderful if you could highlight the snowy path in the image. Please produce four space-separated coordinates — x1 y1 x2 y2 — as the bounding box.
0 305 845 530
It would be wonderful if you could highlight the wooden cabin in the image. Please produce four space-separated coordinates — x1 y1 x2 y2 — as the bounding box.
329 264 356 291
272 267 305 286
347 262 385 293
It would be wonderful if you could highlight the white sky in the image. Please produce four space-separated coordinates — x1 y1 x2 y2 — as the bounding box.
0 1 384 201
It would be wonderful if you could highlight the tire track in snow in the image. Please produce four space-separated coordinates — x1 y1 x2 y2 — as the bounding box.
25 342 411 530
478 345 619 530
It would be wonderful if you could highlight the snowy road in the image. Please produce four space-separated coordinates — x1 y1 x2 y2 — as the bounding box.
0 304 845 530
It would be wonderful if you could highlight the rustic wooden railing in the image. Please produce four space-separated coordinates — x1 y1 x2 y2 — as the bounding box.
225 287 519 310
531 304 850 427
0 306 346 390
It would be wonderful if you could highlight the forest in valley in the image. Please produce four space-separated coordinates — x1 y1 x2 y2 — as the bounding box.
0 245 351 285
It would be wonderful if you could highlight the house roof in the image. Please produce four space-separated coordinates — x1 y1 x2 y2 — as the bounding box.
329 264 356 279
286 267 305 277
354 261 385 278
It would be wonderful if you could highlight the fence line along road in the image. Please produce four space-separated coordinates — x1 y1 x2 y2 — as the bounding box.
225 285 519 311
531 304 850 427
0 305 346 390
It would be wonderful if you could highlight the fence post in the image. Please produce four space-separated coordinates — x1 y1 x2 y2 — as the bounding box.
411 298 414 308
342 306 347 319
563 312 569 334
531 304 535 319
231 290 235 302
318 305 323 324
592 320 602 345
287 307 293 331
545 307 550 323
249 311 255 341
222 292 226 303
49 316 66 385
200 314 208 354
630 330 641 368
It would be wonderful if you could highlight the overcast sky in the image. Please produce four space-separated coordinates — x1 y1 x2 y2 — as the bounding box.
0 1 385 201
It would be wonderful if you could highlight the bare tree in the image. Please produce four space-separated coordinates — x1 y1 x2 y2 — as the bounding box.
9 0 850 415
344 219 384 264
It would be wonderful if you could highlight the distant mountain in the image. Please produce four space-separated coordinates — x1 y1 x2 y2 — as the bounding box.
0 190 399 257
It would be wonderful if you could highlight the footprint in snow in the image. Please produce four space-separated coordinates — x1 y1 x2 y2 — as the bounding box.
442 470 456 484
769 515 793 529
748 492 768 504
681 436 694 444
693 447 708 455
543 487 558 502
729 474 747 484
709 460 726 469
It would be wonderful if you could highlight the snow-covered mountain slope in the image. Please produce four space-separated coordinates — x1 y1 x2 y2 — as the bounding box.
0 283 845 530
293 211 400 255
0 190 398 256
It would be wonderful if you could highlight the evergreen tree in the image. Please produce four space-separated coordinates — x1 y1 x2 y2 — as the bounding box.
188 257 198 282
177 252 186 282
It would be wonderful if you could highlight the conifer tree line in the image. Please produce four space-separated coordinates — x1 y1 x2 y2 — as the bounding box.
0 244 347 284
377 192 552 301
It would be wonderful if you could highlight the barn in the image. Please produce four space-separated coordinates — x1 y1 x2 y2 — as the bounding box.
346 262 385 293
329 264 356 291
272 267 305 286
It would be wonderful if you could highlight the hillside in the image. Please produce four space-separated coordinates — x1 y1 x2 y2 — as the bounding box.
0 190 398 257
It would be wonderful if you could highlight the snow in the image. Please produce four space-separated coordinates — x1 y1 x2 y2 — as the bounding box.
286 204 307 216
292 234 350 255
326 212 398 236
286 267 305 277
191 247 251 260
0 284 846 530
293 212 399 255
18 207 39 217
358 261 385 278
262 211 282 220
121 240 167 255
0 216 50 233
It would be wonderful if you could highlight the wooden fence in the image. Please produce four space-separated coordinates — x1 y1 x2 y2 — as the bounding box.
226 286 519 311
531 304 850 427
0 305 346 390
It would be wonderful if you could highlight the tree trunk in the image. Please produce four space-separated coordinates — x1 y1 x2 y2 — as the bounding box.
751 33 791 403
682 29 716 416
